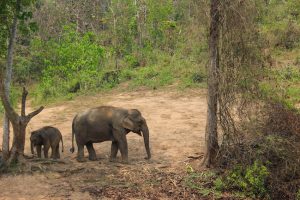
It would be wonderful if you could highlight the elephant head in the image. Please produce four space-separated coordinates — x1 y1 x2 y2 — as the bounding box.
122 109 151 159
30 131 42 154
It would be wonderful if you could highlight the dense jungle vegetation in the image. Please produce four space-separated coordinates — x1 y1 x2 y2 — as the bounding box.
0 1 300 107
1 0 300 199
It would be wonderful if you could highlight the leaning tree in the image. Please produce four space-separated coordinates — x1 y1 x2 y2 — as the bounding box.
0 0 44 165
0 81 44 164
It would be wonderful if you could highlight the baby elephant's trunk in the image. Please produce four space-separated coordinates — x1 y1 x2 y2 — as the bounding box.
31 141 34 155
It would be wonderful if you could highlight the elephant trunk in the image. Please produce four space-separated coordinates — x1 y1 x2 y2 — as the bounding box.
31 141 34 155
141 123 151 160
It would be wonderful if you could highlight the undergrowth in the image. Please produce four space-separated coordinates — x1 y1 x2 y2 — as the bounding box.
260 66 300 109
185 162 269 199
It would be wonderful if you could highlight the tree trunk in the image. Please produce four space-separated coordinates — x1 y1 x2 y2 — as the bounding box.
202 0 220 168
112 8 118 70
8 123 27 163
0 84 44 164
2 0 19 161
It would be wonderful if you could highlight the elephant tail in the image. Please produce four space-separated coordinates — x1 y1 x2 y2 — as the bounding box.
70 115 76 153
61 136 64 152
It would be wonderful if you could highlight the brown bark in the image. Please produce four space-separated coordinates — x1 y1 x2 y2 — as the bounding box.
0 0 44 164
0 82 44 164
2 0 20 160
202 0 220 168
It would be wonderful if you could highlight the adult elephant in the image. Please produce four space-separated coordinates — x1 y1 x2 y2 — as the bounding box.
70 106 151 163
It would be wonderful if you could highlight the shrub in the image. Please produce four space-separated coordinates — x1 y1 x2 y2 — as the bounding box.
216 162 269 198
184 166 222 198
217 103 300 199
32 25 106 102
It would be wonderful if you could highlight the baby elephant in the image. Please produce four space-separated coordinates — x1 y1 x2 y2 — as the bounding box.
30 126 64 159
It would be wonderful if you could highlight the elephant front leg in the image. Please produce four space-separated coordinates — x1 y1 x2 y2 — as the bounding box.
77 144 85 162
113 130 128 163
36 145 42 158
44 144 50 159
110 141 119 162
86 143 97 161
117 137 129 163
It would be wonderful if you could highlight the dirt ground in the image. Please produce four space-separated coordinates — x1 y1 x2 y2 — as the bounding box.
0 88 207 200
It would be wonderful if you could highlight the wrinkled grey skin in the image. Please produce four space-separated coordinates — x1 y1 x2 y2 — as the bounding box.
70 106 151 163
30 126 64 159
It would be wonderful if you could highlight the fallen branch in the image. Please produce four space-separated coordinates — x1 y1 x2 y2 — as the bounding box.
30 158 67 164
187 154 204 159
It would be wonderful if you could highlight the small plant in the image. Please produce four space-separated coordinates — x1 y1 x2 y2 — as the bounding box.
245 161 269 196
184 165 222 198
191 72 205 83
125 55 140 68
296 188 300 200
0 102 4 115
295 56 300 66
216 161 269 198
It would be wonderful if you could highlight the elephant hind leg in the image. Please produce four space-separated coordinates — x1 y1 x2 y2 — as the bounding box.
86 143 97 161
56 145 60 159
50 145 55 159
77 144 85 162
52 145 60 159
110 141 119 162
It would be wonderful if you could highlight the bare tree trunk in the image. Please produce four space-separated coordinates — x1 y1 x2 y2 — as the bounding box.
0 85 44 164
0 0 43 165
109 5 118 70
135 0 143 48
2 0 19 161
202 0 220 168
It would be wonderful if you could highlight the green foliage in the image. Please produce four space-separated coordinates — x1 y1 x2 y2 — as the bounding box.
216 161 269 198
259 0 300 49
146 0 177 49
184 163 269 199
0 102 4 116
184 165 222 199
0 0 209 107
260 66 300 109
0 86 22 117
119 50 206 90
31 25 106 102
297 189 300 200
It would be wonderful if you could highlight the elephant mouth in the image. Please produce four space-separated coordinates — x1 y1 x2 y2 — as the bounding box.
133 130 142 135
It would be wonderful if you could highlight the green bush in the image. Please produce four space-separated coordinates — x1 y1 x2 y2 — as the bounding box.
259 66 300 109
124 54 140 68
295 55 300 66
130 65 174 89
297 189 300 200
216 161 269 198
184 166 222 198
31 25 106 102
0 102 3 115
0 86 22 115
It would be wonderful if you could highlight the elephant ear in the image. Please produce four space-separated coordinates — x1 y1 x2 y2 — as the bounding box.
122 116 135 130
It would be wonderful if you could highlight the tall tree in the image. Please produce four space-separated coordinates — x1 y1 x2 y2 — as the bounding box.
0 83 44 164
202 0 220 167
1 0 20 160
0 0 44 164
